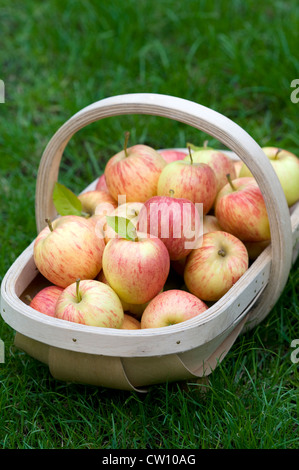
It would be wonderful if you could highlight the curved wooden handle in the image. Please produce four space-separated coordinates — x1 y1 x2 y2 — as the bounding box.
35 93 293 325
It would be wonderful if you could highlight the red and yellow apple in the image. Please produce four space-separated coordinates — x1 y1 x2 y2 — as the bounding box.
34 215 105 288
120 299 150 319
170 215 222 276
121 314 141 329
185 144 236 193
203 215 223 234
215 176 270 242
78 190 117 222
102 232 170 305
140 289 208 328
157 151 217 215
96 268 150 318
104 132 166 202
95 174 109 192
55 279 124 328
239 146 299 207
158 149 187 163
29 285 64 317
137 192 201 260
184 231 249 302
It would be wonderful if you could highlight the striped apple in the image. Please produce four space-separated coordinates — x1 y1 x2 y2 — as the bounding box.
157 149 217 215
121 314 141 330
34 215 105 288
96 268 150 318
141 289 208 328
78 189 117 225
102 232 170 305
29 285 64 317
184 231 249 302
95 174 109 192
137 192 201 260
185 144 237 193
104 132 166 203
55 279 124 328
215 176 270 242
158 149 187 163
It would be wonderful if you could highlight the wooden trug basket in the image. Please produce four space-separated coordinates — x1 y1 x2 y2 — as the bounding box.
1 93 299 392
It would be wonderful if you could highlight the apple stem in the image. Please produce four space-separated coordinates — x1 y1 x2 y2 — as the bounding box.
218 249 226 257
187 145 193 165
25 294 33 303
274 148 282 159
124 131 130 158
76 278 82 303
226 174 236 191
169 189 175 197
45 218 54 232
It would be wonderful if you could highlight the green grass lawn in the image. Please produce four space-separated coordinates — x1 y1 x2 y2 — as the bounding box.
0 0 298 449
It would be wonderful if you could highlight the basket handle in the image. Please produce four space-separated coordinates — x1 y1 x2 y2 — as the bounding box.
35 93 293 324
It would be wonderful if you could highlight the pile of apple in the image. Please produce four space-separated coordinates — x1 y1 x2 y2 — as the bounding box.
29 134 299 331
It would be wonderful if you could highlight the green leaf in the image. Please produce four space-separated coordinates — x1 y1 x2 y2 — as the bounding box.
106 216 137 241
53 182 83 216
